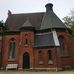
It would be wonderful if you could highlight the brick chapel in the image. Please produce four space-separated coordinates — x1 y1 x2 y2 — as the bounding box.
0 3 74 70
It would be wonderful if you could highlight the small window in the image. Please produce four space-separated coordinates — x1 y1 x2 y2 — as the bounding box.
8 39 16 60
48 50 52 60
48 50 53 64
25 34 28 36
38 51 44 64
24 34 28 46
24 39 28 46
25 39 28 44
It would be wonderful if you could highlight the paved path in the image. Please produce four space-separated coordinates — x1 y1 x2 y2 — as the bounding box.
0 71 74 74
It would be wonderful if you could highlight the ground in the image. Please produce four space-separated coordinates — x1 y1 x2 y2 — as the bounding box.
0 71 74 74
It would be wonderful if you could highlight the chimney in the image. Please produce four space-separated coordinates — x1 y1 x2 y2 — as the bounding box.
45 3 53 12
8 10 12 16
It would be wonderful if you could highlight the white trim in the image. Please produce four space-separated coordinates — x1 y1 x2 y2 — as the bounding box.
48 60 53 64
52 30 60 46
6 64 18 70
36 32 51 35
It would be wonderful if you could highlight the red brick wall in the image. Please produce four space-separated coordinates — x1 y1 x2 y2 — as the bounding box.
2 31 74 69
70 36 74 67
2 34 20 68
18 31 34 69
33 48 58 68
57 31 74 68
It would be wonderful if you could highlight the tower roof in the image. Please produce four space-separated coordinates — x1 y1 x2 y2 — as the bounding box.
40 3 67 30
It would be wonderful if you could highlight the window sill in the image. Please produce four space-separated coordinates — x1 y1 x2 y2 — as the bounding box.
48 60 53 64
24 44 28 47
60 54 70 58
8 59 15 61
39 61 44 65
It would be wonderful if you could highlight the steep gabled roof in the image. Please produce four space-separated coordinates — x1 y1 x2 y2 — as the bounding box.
4 3 68 47
5 12 44 31
40 3 67 30
5 3 67 31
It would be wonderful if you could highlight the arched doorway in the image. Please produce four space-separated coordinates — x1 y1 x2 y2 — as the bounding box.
23 52 30 69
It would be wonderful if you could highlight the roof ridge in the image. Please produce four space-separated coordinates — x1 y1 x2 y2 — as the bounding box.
12 12 45 15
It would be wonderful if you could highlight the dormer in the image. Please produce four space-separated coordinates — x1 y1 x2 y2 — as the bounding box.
19 20 35 31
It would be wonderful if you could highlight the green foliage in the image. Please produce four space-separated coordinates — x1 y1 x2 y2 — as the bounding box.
0 20 4 27
63 10 74 36
0 20 9 30
63 16 73 28
71 23 74 35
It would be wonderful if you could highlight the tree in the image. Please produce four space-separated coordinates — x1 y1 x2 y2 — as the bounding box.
0 20 4 27
0 20 8 30
63 10 74 35
63 16 73 28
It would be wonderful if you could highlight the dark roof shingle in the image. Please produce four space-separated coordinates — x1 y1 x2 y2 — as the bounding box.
41 11 67 30
34 32 55 47
5 12 44 30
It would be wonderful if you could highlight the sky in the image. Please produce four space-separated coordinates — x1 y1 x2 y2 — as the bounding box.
0 0 74 22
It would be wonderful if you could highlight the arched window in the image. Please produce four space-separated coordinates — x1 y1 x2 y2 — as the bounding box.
8 38 16 59
24 39 28 46
25 34 28 36
58 36 65 55
25 39 28 44
38 50 44 64
24 34 28 46
48 50 52 60
48 50 53 64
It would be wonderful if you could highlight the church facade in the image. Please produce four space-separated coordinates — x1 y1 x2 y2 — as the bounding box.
0 3 74 70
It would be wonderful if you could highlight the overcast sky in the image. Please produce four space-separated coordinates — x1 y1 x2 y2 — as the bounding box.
0 0 74 22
